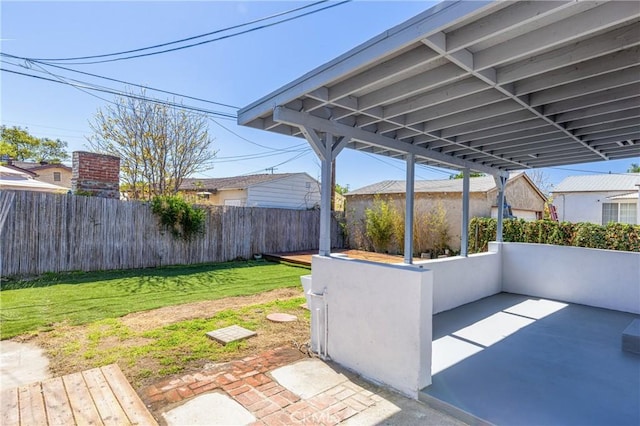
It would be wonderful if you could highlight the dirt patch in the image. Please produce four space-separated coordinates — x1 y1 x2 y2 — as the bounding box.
27 288 311 389
120 287 302 332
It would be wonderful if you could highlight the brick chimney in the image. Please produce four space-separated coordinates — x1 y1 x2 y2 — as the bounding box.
72 151 120 198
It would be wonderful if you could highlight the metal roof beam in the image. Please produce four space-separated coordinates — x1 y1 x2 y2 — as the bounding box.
555 97 640 123
514 47 640 96
530 66 640 107
273 106 509 177
446 1 575 51
473 2 638 70
544 85 640 115
497 23 640 84
422 28 609 160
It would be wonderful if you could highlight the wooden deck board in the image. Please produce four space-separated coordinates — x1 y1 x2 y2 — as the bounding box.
42 377 75 426
82 368 128 426
100 364 158 426
18 382 47 426
3 364 158 426
265 249 422 267
63 372 104 425
1 388 20 425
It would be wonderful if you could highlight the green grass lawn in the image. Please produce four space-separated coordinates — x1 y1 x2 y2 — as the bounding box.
0 260 309 339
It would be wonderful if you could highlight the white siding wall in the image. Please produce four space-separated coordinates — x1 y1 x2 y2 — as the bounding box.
553 191 631 224
247 174 321 210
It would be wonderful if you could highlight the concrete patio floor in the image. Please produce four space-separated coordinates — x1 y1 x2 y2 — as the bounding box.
421 293 640 426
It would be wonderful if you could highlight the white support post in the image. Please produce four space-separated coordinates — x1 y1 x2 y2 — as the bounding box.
319 133 334 256
461 168 470 256
495 174 507 243
404 154 415 264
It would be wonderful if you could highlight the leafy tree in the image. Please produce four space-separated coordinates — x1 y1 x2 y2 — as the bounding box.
0 125 68 162
34 137 69 162
88 89 217 200
449 171 484 179
335 183 350 195
627 163 640 173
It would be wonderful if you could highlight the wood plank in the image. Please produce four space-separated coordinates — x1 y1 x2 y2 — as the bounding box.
62 371 104 426
100 365 158 426
1 387 20 426
18 382 48 426
82 368 129 426
42 377 75 426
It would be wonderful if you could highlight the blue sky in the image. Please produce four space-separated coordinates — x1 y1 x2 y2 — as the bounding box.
1 1 637 191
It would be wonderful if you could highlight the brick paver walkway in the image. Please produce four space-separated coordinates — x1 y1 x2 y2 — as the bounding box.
141 347 381 425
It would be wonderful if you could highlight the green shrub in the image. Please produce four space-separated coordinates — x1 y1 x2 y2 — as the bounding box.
468 217 639 253
364 196 396 253
151 195 205 242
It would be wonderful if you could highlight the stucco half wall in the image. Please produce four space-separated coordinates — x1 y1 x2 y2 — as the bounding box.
502 243 640 315
310 255 433 399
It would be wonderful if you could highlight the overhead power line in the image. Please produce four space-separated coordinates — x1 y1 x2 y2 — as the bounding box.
25 1 351 65
0 67 237 120
1 53 239 110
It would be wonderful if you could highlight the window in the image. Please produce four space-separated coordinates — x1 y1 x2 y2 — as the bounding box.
602 202 637 225
53 172 61 182
619 203 637 224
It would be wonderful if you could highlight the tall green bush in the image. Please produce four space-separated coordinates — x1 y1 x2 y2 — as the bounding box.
364 196 396 253
151 195 205 242
468 217 639 253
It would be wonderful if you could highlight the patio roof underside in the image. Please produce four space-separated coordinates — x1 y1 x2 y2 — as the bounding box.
238 1 640 175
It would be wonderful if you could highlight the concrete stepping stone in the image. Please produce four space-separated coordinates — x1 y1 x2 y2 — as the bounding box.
163 392 255 425
206 325 256 345
267 313 297 322
271 358 348 399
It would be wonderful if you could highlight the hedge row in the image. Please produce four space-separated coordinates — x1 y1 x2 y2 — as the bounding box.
468 217 640 253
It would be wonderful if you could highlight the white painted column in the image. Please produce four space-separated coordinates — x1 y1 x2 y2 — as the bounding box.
319 133 333 256
495 175 507 243
636 184 640 225
404 154 415 264
460 168 470 256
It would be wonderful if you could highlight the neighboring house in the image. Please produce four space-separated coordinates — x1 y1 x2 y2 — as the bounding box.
552 174 640 225
3 160 72 188
0 165 69 193
179 173 321 210
345 172 546 251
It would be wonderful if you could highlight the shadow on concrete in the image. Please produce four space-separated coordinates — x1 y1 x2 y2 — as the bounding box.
422 292 640 426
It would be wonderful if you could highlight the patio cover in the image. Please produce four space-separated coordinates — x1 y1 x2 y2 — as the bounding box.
238 0 640 255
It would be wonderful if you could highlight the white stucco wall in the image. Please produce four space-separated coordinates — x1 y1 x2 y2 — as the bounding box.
502 243 640 314
311 255 433 399
418 243 502 314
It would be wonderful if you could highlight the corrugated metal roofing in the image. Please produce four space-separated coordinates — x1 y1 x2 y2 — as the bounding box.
552 173 640 193
346 173 522 196
180 173 304 191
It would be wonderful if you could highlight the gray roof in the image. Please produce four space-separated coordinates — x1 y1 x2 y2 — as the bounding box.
347 173 522 196
180 173 309 191
552 173 640 193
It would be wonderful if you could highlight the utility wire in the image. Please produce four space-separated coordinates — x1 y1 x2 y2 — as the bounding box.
27 1 331 62
209 117 308 152
1 67 237 120
28 1 351 65
1 53 239 110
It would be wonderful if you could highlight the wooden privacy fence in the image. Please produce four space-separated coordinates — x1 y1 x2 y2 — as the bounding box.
1 191 344 277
